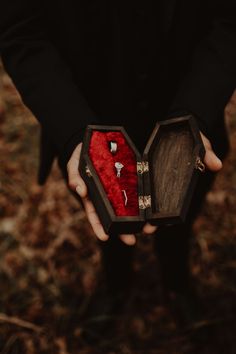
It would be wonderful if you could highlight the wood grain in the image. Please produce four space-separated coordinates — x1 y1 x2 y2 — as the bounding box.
150 124 194 214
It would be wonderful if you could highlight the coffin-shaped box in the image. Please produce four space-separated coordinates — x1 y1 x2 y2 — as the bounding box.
79 116 205 234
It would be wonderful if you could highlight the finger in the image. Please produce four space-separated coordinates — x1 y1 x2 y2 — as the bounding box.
200 132 211 150
142 223 158 235
204 149 222 172
200 132 222 172
67 143 87 197
119 234 136 246
83 197 109 241
75 182 87 198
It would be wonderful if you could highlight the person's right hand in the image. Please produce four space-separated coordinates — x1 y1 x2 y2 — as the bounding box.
67 143 154 246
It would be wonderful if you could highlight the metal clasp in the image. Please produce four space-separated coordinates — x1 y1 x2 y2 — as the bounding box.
195 157 205 173
139 195 152 209
137 161 149 174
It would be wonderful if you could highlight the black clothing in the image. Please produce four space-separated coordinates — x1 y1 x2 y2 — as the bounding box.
0 1 234 318
0 0 236 183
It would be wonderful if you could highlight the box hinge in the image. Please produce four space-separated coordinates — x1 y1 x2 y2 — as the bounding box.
195 157 205 173
139 195 152 209
137 161 149 174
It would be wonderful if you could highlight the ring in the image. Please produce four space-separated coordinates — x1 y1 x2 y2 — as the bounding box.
115 162 124 177
109 141 118 154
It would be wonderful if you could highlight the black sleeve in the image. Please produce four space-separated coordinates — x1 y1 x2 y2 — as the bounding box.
169 0 236 140
0 0 98 160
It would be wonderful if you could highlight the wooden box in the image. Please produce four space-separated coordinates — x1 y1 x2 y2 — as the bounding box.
79 116 205 234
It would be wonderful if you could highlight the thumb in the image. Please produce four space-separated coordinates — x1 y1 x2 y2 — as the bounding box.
67 143 88 198
200 132 223 172
204 149 222 172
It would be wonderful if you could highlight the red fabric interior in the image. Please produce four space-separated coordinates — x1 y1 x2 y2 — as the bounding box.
89 131 139 216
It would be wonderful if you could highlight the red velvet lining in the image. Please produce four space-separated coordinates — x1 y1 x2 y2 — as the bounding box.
89 131 139 216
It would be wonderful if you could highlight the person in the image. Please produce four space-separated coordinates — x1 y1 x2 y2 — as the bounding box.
0 0 236 328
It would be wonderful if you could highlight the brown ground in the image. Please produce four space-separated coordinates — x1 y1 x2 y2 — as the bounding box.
0 60 236 354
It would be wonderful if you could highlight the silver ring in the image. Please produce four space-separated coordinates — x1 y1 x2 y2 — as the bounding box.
115 162 124 177
109 141 118 154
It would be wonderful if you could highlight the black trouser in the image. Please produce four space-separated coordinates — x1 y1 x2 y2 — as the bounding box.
99 168 216 295
58 118 229 295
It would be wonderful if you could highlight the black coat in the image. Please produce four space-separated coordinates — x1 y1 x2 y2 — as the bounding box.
0 0 236 183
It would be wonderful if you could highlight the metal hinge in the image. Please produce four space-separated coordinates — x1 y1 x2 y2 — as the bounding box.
195 157 205 173
139 195 152 209
85 165 92 177
137 161 149 174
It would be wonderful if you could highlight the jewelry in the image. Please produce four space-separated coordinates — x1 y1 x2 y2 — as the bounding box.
115 162 124 177
122 190 128 206
109 141 118 154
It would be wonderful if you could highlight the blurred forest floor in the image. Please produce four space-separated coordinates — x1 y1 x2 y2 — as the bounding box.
0 59 236 354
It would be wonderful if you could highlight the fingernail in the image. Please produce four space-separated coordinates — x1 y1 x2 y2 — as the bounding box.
99 233 109 242
76 185 81 194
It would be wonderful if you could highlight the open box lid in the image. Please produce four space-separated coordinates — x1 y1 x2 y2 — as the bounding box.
142 115 205 225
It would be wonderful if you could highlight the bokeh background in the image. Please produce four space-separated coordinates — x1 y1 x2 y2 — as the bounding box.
0 59 236 353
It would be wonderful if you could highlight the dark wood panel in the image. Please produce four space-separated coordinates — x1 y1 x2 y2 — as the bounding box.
151 123 194 213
